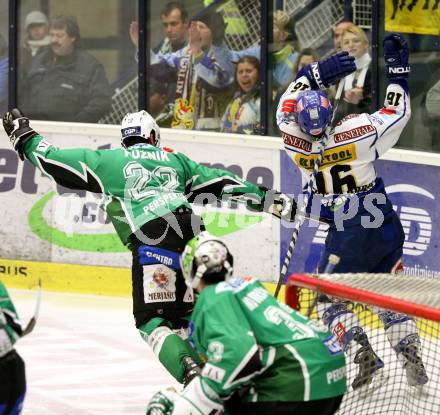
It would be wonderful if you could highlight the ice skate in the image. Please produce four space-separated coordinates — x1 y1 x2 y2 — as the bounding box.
401 344 429 387
352 345 387 397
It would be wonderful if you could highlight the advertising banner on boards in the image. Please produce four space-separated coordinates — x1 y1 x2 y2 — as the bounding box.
280 151 440 278
0 128 280 282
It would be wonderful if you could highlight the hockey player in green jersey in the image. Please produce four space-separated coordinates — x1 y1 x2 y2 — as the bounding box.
146 232 347 415
2 108 297 387
0 280 26 414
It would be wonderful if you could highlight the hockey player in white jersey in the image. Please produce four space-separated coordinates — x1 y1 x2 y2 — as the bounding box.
276 33 428 391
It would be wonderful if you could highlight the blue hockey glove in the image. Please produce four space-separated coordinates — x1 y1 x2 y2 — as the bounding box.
2 108 37 160
383 33 410 80
301 52 356 90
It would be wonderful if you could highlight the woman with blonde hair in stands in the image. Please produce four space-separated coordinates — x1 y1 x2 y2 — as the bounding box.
335 24 372 124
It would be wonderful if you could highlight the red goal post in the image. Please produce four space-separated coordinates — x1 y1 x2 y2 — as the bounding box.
286 273 440 323
285 273 440 415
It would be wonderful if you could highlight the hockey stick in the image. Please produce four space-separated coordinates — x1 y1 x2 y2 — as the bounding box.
20 278 42 337
306 254 340 318
274 80 344 299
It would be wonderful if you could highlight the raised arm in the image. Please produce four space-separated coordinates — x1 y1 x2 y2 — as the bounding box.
177 152 297 221
276 52 356 133
3 109 105 193
368 34 411 157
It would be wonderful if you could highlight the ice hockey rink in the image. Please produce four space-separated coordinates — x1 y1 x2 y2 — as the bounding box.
11 288 180 415
11 288 440 415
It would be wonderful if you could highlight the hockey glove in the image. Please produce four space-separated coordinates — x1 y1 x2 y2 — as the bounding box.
264 190 297 222
2 108 37 160
146 388 178 415
301 51 356 90
383 33 410 80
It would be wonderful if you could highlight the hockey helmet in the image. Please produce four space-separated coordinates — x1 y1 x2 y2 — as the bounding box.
295 90 332 140
180 232 234 289
120 110 160 149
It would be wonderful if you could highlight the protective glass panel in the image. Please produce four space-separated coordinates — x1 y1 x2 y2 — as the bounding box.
148 0 261 134
269 0 374 136
0 1 8 114
17 0 137 124
380 2 440 152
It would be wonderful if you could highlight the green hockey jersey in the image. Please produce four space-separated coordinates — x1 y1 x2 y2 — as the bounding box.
23 136 266 245
189 277 347 403
0 280 22 357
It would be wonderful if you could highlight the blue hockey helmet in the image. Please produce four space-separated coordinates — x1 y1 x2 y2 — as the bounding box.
295 90 332 140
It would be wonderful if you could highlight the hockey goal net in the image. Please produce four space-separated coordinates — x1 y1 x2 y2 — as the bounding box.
285 273 440 414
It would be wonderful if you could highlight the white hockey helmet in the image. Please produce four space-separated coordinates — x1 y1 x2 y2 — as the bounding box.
180 232 234 289
120 110 161 149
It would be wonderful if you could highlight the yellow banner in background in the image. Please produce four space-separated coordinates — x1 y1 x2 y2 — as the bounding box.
385 0 440 35
1 258 284 300
0 258 132 296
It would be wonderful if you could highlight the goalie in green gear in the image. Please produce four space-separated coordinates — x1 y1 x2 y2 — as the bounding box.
146 232 347 415
2 108 297 387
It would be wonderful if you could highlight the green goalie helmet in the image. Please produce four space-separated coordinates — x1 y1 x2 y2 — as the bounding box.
181 232 234 288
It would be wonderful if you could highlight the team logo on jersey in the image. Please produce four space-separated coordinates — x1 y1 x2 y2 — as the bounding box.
295 144 357 171
334 125 375 143
282 132 312 152
153 267 171 288
143 264 176 303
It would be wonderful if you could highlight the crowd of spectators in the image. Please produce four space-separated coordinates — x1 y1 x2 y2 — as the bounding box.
0 2 437 150
18 13 111 123
0 34 8 115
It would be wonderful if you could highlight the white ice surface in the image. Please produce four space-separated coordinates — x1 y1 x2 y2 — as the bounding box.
8 289 440 415
10 289 179 415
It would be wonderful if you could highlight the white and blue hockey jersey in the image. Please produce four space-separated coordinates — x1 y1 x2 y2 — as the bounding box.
276 76 410 223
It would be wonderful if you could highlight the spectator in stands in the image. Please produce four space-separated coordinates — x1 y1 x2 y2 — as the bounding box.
333 20 354 52
150 10 234 131
221 56 260 134
20 10 50 76
0 34 8 115
271 10 299 91
334 24 372 124
155 2 189 53
149 82 174 128
292 48 320 79
20 15 111 123
129 2 189 54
